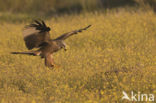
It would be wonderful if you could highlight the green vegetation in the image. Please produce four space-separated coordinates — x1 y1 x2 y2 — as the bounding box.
0 0 156 16
0 10 156 102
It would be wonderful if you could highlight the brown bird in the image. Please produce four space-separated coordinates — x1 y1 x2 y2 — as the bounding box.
11 20 91 67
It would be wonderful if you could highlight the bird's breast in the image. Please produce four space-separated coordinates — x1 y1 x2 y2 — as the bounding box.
49 42 61 52
40 41 62 56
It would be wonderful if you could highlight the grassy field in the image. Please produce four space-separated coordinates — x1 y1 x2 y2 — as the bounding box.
0 11 156 103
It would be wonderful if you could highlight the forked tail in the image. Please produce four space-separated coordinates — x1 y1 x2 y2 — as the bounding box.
11 51 36 56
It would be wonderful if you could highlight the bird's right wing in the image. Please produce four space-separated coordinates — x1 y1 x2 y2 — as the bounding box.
23 20 51 50
54 25 91 40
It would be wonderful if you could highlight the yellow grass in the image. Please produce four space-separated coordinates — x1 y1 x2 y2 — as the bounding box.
0 11 156 103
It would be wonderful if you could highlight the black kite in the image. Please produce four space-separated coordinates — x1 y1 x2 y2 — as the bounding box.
11 20 91 68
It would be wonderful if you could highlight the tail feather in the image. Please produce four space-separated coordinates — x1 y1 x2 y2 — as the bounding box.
11 51 36 56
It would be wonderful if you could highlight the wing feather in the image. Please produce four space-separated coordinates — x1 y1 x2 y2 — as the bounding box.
22 20 51 50
55 25 91 40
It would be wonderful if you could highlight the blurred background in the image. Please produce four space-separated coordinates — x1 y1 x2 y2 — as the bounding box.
0 0 155 22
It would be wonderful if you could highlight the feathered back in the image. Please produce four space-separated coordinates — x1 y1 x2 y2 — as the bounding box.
23 20 51 50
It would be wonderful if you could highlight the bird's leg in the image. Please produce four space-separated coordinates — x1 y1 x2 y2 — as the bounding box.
50 55 61 68
45 54 55 68
50 54 55 67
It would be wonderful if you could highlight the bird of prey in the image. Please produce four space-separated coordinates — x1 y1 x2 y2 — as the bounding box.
11 20 91 68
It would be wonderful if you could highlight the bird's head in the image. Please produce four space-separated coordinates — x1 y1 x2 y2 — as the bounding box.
60 41 67 51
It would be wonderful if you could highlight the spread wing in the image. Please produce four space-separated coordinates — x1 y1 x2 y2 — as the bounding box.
54 25 91 40
23 20 51 50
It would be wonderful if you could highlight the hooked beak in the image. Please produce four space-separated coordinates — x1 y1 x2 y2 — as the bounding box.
62 41 67 51
64 47 67 51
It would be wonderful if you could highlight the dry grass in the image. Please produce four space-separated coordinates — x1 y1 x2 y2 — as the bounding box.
0 11 156 103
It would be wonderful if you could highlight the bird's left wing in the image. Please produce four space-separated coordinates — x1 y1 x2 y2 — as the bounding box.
54 25 91 40
23 20 51 50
